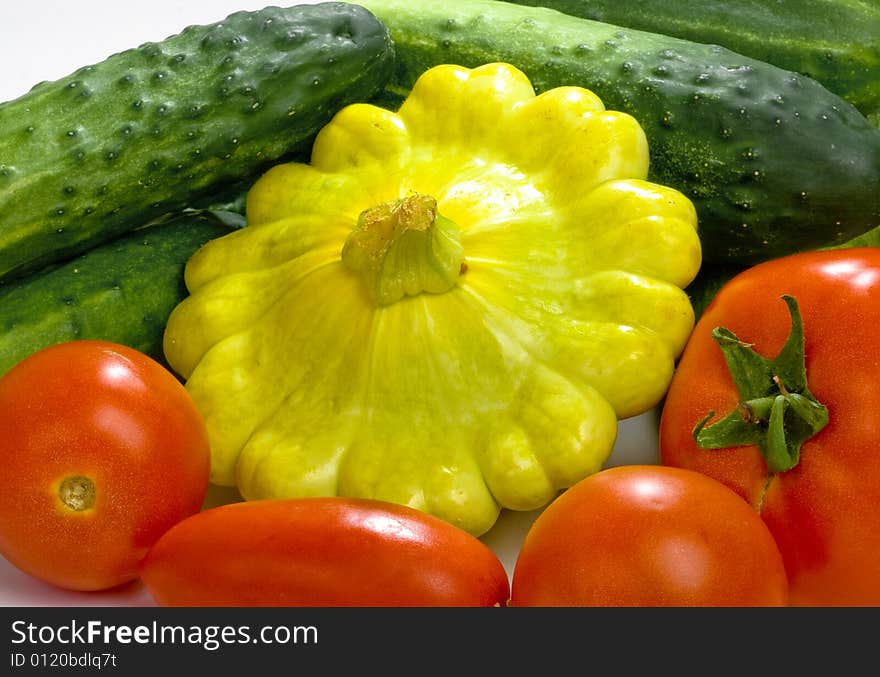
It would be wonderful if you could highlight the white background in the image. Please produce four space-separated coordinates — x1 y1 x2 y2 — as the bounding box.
0 0 661 605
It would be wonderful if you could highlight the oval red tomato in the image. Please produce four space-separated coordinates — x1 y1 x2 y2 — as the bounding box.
510 465 788 607
660 248 880 606
0 340 210 591
140 496 511 607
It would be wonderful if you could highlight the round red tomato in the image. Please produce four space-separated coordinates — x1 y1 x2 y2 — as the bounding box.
140 496 510 607
510 465 788 607
0 340 210 591
660 248 880 606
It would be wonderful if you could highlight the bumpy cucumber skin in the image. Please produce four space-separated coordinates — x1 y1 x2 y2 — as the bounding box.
360 0 880 265
507 0 880 123
0 213 234 377
0 2 393 281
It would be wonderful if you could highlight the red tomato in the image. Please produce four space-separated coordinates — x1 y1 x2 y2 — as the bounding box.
0 340 210 591
660 248 880 606
510 465 788 607
140 497 511 607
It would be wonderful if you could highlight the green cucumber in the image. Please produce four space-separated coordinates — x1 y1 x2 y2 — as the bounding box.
0 2 393 282
359 0 880 265
684 264 746 322
0 211 238 377
688 226 880 322
505 0 880 124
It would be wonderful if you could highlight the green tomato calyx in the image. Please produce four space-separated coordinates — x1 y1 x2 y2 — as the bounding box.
342 193 464 306
692 295 829 473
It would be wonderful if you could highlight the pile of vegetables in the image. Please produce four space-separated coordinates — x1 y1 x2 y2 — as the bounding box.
162 60 701 537
0 0 879 606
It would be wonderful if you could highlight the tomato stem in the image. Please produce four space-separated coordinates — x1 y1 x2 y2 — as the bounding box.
691 295 828 473
58 475 96 512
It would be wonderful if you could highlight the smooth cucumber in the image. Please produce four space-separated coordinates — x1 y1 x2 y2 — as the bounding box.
0 212 236 376
505 0 880 124
0 2 393 281
359 0 880 265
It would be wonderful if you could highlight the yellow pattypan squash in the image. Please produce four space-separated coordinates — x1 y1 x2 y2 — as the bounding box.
163 63 701 536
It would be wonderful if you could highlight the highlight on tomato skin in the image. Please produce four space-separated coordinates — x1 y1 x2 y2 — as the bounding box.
509 465 789 607
0 340 211 592
140 497 511 607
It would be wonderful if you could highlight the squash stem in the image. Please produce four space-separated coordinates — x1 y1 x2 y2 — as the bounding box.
341 193 464 306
